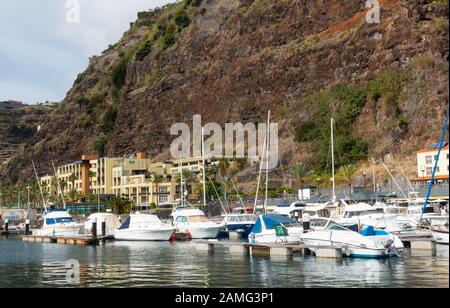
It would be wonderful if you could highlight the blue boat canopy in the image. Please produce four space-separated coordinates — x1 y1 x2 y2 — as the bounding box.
251 214 295 233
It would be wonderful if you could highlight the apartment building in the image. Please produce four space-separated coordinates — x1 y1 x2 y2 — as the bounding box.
412 144 449 186
56 161 82 194
40 153 227 206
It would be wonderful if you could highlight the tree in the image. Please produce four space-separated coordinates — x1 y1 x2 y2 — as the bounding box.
68 173 78 190
337 164 358 201
151 174 163 206
66 189 80 203
109 196 132 214
289 163 313 201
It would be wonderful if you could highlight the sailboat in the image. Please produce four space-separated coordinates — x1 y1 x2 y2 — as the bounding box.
247 111 303 244
32 161 82 237
418 109 449 245
170 131 225 239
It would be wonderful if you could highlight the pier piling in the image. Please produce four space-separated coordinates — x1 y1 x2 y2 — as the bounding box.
25 219 30 236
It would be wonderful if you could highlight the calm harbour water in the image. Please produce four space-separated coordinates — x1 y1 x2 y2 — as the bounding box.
0 235 448 288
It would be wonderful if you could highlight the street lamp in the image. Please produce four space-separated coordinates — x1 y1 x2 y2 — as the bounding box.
390 169 395 193
362 171 367 192
421 166 425 187
316 178 323 196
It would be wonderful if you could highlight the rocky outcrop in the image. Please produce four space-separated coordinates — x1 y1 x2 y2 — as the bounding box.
1 0 448 185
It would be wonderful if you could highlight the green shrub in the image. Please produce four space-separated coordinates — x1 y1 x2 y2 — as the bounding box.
162 24 177 50
94 136 108 157
6 123 33 139
136 39 153 61
101 106 117 134
295 121 318 142
185 0 202 7
112 58 129 89
174 9 190 28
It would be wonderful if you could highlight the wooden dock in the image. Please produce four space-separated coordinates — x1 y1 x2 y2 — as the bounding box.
22 235 99 246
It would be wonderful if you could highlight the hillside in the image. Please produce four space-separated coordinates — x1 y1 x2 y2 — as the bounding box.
0 0 448 186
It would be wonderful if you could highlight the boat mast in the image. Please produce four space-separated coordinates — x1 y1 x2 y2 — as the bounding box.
264 111 271 214
32 160 47 213
202 127 207 207
331 118 336 203
52 161 67 209
180 156 184 207
253 113 268 215
420 108 449 221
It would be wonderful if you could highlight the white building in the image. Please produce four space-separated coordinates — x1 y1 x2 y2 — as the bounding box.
412 144 449 186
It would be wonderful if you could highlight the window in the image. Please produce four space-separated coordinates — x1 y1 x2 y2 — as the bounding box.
189 216 209 223
425 156 432 164
158 195 168 203
426 167 433 175
175 216 187 223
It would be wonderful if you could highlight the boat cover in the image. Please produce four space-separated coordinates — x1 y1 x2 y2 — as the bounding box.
251 214 295 233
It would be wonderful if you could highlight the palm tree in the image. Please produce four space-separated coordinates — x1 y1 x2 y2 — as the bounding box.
68 173 78 190
66 188 80 203
151 174 163 206
337 164 358 201
289 163 313 201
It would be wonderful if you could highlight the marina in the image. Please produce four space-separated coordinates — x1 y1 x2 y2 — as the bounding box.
0 235 448 288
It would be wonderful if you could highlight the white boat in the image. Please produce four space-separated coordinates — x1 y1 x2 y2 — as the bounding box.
114 213 175 241
431 226 449 245
301 223 405 258
33 210 82 236
171 208 224 239
336 203 398 229
83 213 121 238
248 214 303 244
272 201 306 216
222 214 256 237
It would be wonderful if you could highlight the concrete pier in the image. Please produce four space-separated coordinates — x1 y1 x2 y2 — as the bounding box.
195 242 214 252
229 244 249 255
314 247 343 259
410 239 437 256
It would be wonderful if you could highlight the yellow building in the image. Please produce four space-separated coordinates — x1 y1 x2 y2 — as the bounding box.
56 161 82 194
40 153 227 206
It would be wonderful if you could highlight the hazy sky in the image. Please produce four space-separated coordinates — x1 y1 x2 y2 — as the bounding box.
0 0 175 104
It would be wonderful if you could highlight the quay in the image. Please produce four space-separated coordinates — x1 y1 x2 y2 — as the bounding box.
194 236 438 259
22 235 100 246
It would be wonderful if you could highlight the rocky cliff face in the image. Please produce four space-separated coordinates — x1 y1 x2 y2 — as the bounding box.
1 0 448 185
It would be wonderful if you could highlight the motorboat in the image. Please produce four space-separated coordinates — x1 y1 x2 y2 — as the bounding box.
222 214 256 238
248 214 303 244
33 210 82 236
83 213 121 238
431 225 449 245
272 201 306 216
301 223 405 258
335 203 398 229
114 213 175 241
170 208 224 239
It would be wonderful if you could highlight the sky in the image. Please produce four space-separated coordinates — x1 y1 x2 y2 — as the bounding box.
0 0 175 104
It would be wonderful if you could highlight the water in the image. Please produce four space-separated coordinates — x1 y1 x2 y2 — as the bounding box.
0 236 448 288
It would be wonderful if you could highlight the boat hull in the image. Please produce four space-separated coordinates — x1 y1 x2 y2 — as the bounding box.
249 228 302 244
432 230 449 245
187 225 223 239
226 223 255 237
33 224 82 237
114 228 175 241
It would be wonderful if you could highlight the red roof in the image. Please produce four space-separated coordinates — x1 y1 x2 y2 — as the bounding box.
417 145 449 154
411 174 449 181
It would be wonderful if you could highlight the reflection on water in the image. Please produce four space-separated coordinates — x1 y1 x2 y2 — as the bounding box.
0 236 448 288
